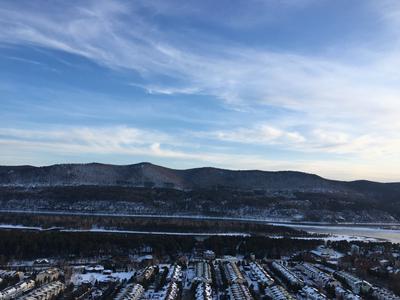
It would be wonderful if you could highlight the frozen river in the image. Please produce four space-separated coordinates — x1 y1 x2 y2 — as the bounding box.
273 223 400 243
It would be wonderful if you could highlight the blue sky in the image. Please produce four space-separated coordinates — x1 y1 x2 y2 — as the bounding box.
1 0 400 181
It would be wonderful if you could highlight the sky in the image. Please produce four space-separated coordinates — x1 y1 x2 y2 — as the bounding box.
0 0 400 181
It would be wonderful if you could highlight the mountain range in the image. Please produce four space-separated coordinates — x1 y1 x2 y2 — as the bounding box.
0 162 399 222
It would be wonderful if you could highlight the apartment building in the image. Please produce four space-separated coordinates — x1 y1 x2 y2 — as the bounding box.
19 281 65 300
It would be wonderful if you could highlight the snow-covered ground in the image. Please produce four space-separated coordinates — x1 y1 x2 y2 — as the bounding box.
62 228 250 236
269 234 383 242
0 224 43 230
2 209 399 225
271 223 400 243
70 271 134 285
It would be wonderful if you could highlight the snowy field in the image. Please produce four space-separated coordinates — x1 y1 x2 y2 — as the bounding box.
70 271 134 285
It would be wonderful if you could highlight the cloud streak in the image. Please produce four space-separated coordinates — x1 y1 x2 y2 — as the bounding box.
1 1 399 117
0 126 399 182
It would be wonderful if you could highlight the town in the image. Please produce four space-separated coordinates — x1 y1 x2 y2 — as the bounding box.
0 236 399 300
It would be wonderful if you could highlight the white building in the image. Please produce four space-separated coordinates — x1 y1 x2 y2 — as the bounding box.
334 271 372 294
249 262 274 287
228 283 253 300
271 261 304 289
193 262 212 284
0 280 35 300
223 261 245 284
115 283 144 300
0 270 24 281
19 281 65 300
165 281 179 300
168 265 183 282
265 285 294 300
297 286 327 300
195 282 212 300
335 286 361 300
298 263 333 288
35 268 61 283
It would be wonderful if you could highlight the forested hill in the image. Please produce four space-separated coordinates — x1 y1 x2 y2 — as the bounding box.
0 162 398 191
0 162 399 222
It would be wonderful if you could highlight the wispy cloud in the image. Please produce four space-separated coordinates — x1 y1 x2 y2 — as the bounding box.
130 83 201 96
207 123 400 160
0 126 168 152
1 126 399 181
210 124 305 145
1 1 399 117
1 0 400 180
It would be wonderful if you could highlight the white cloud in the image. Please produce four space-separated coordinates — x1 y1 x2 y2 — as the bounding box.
130 83 201 95
212 124 305 145
0 126 168 151
207 123 400 162
1 1 400 180
1 0 398 125
0 1 398 109
0 126 399 181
